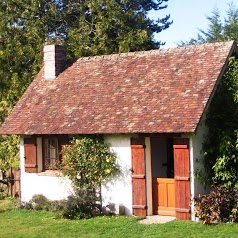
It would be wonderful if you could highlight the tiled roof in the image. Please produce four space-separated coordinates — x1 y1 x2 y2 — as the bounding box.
0 41 236 135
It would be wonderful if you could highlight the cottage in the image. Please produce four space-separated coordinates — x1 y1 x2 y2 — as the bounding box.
0 41 237 220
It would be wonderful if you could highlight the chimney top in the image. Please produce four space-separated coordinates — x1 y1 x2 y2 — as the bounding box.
43 45 67 80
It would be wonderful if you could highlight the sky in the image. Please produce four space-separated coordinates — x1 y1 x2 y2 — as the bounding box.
150 0 236 48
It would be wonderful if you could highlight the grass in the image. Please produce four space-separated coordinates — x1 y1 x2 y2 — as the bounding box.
0 210 238 238
0 199 238 238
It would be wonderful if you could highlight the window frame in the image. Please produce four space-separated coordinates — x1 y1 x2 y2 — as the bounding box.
41 135 70 172
43 137 59 170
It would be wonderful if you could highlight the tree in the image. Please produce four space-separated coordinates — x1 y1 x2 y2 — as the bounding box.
63 0 172 57
180 3 238 45
0 1 172 171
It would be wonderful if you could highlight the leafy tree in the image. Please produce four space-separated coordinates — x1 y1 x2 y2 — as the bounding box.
203 57 238 188
0 0 172 171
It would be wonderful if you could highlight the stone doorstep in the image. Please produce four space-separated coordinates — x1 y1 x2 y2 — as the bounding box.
139 215 176 224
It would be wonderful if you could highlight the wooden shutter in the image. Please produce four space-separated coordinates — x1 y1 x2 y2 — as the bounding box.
173 138 190 220
131 138 147 216
24 138 37 173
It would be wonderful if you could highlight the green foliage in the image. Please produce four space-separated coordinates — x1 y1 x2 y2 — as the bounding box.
18 192 100 219
194 184 238 223
29 194 51 211
0 135 19 171
0 197 18 211
202 57 238 188
61 189 100 219
65 0 172 57
62 135 119 189
18 194 50 210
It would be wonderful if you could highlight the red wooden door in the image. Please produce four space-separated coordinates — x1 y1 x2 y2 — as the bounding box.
173 138 191 220
131 138 147 216
24 138 37 173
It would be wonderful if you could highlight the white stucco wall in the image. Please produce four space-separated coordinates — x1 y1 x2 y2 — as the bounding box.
20 135 133 215
20 137 73 202
184 113 209 220
102 135 132 215
192 116 210 196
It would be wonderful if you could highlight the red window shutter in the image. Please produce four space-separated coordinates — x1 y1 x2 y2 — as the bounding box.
131 138 147 216
24 138 37 173
173 138 191 220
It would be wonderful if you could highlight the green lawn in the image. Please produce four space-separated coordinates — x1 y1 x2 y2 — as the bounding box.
0 209 238 238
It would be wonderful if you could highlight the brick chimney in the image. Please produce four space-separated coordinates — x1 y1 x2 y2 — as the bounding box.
43 45 67 80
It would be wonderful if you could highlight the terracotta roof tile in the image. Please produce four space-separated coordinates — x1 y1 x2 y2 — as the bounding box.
0 41 236 135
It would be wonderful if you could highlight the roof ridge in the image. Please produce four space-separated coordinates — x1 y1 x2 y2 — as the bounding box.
75 40 234 62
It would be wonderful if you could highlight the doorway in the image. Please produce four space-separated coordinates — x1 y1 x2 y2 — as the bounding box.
151 137 175 216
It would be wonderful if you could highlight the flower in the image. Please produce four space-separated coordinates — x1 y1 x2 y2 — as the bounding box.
105 169 111 174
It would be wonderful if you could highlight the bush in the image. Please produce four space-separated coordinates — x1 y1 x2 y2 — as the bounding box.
19 194 51 211
0 197 19 211
61 189 100 219
30 194 51 210
62 135 119 190
18 190 101 220
194 184 238 224
50 200 66 212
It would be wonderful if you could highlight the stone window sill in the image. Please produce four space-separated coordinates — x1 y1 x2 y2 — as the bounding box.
37 170 63 177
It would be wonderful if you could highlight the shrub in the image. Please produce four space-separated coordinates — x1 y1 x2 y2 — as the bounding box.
50 200 66 212
61 189 100 219
18 191 101 220
62 135 119 190
18 201 32 210
30 194 51 210
19 194 51 211
0 197 19 211
194 184 238 224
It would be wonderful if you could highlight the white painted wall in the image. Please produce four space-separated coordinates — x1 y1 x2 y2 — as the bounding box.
20 135 133 215
184 113 210 220
102 135 132 215
20 137 73 202
192 114 210 196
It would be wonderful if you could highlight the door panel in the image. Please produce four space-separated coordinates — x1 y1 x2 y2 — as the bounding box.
152 178 175 216
173 138 191 220
131 138 147 216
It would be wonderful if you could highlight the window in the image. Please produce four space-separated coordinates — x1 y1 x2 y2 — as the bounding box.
44 138 59 170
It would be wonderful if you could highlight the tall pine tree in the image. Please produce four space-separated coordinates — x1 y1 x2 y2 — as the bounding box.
180 3 238 45
63 0 172 56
